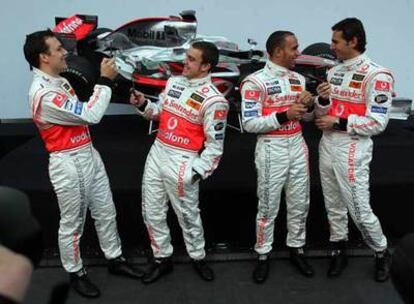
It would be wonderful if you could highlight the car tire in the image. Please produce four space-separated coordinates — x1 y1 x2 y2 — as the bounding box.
60 55 98 101
302 42 336 61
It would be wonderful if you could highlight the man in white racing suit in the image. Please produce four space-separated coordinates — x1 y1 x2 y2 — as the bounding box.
241 31 330 283
315 18 394 282
24 30 143 298
130 41 228 283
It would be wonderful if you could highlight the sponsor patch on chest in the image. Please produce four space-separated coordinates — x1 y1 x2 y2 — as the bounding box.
167 89 182 99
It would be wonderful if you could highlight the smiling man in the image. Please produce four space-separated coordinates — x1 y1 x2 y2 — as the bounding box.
24 29 144 298
315 18 394 282
240 31 330 283
130 41 228 283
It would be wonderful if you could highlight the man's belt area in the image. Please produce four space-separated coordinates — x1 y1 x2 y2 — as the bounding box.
39 125 92 152
263 105 302 136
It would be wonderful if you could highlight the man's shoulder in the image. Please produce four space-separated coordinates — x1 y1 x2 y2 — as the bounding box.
355 58 393 82
241 68 268 91
288 70 305 82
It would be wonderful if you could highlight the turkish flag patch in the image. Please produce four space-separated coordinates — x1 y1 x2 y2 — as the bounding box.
214 109 228 120
244 90 260 100
375 80 391 91
52 92 68 107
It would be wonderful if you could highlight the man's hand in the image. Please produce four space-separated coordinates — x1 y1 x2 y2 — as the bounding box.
316 82 331 100
286 103 307 120
129 89 146 108
100 58 118 80
315 115 338 130
297 90 314 108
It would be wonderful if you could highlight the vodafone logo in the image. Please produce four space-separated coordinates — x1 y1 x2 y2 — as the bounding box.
244 90 260 100
70 132 89 144
52 93 68 107
167 117 178 130
375 81 390 92
201 87 210 93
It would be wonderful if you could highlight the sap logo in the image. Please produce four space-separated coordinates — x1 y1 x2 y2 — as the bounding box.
244 102 256 109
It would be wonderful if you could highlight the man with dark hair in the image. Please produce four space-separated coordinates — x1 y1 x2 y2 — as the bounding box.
130 41 228 283
331 18 366 53
24 29 144 298
191 41 219 68
315 17 394 282
241 31 330 283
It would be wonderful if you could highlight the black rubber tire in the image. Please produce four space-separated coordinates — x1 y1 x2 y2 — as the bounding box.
60 55 98 101
302 42 337 61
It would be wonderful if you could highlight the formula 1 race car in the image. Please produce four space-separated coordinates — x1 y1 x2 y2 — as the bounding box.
53 11 411 124
53 11 335 101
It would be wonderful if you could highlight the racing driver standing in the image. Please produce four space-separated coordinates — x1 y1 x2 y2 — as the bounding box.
130 41 228 284
24 29 144 298
315 18 394 282
241 30 330 283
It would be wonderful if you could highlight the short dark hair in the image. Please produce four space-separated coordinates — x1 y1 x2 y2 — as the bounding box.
266 31 295 56
23 29 56 70
332 18 366 53
191 41 219 71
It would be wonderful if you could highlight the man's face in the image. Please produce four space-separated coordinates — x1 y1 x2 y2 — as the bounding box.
41 37 67 74
331 30 356 61
272 35 300 69
182 47 210 80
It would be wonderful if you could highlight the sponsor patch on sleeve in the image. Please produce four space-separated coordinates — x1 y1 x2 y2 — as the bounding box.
214 109 228 120
214 122 225 131
244 102 256 109
371 106 387 114
215 133 225 140
244 110 258 118
74 101 84 115
374 94 388 104
51 92 68 107
244 90 261 100
63 100 74 111
62 83 76 96
375 80 391 91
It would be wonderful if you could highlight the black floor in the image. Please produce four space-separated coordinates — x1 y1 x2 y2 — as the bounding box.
26 257 402 304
